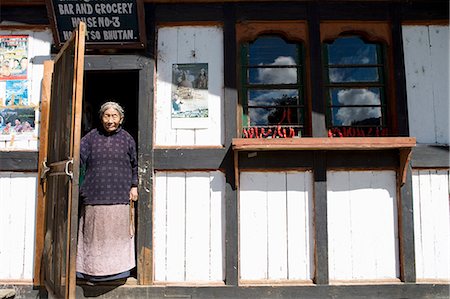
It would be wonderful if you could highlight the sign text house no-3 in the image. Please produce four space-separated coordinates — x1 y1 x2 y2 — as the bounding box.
46 0 146 48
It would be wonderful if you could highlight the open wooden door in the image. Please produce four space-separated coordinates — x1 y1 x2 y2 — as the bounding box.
40 22 86 299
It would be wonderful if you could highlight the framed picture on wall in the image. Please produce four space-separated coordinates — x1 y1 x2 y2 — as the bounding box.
171 63 209 129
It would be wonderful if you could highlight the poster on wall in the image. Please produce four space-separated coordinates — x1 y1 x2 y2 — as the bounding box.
171 63 209 129
0 35 28 81
0 35 36 149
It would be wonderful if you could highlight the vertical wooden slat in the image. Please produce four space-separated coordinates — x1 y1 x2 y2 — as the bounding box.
166 172 186 281
286 171 314 280
399 164 416 282
429 26 449 144
327 171 352 280
308 2 326 137
0 174 10 279
431 170 450 279
153 172 168 281
136 55 154 285
267 173 288 280
210 171 226 281
66 21 85 299
413 169 450 280
223 4 239 285
390 3 409 136
33 60 53 286
185 172 210 281
239 172 268 280
313 151 328 284
403 25 435 143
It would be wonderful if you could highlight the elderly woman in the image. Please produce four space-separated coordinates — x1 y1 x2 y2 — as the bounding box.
76 101 138 284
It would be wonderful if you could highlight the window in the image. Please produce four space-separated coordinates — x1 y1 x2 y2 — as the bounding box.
240 35 306 138
323 36 389 137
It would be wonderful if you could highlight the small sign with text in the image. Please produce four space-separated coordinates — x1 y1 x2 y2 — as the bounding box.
47 0 145 48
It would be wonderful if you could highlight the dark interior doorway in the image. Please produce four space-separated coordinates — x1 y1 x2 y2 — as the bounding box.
81 70 140 282
82 70 139 142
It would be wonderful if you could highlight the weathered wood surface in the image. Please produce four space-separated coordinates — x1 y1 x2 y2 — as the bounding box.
155 25 224 146
412 169 450 281
327 170 399 281
0 172 37 281
33 59 53 286
239 171 314 282
153 171 225 283
403 25 449 145
232 137 416 151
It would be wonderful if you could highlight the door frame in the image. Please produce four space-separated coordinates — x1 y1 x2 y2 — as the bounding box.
83 55 154 284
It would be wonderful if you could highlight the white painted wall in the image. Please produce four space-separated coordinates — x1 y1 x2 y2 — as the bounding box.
403 25 449 145
153 171 225 283
155 25 224 146
412 169 450 281
327 170 399 281
0 172 37 281
239 171 314 282
0 29 52 150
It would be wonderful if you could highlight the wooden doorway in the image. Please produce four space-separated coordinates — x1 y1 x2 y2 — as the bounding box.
82 71 139 142
82 55 154 285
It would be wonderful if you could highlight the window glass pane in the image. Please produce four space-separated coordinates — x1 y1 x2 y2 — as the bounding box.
248 89 299 107
330 88 381 106
331 107 382 126
249 67 298 84
249 36 298 66
327 37 378 65
329 67 380 83
249 107 301 126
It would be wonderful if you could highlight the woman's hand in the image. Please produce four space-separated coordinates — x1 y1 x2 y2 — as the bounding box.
129 187 138 201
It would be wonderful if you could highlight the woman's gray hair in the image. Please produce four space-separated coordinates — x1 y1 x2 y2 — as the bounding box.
99 101 125 119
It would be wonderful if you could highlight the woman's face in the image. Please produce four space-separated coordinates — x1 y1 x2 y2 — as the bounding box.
101 107 122 133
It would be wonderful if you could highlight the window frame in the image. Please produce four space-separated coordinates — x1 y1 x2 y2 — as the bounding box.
236 21 311 137
240 35 307 137
320 22 398 137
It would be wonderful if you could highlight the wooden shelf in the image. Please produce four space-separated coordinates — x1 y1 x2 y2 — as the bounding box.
232 137 416 151
232 137 416 187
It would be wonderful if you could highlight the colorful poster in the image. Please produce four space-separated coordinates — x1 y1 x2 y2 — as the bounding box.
171 63 209 128
0 35 29 81
4 80 29 107
0 107 35 135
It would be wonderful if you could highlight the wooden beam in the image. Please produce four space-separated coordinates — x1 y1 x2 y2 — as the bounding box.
33 60 53 287
232 137 416 151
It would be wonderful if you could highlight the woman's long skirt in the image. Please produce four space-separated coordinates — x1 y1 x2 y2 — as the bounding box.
76 204 135 281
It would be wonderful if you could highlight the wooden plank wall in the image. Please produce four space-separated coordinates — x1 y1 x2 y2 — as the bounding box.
327 170 399 281
239 171 314 282
155 25 224 146
403 25 449 145
0 29 52 150
412 169 450 281
153 171 225 283
0 172 37 281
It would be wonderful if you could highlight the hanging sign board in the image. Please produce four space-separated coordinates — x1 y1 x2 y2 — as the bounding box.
46 0 146 48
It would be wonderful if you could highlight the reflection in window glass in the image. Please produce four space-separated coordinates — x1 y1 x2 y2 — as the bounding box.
242 35 305 138
329 88 381 106
248 37 298 66
248 90 299 107
249 67 298 84
324 36 388 137
327 37 378 65
331 107 382 126
329 67 380 83
249 107 301 126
